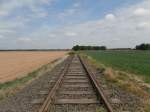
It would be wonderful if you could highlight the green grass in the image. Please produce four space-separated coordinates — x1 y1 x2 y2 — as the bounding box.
83 50 150 83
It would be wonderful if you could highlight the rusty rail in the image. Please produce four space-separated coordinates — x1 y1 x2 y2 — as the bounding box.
39 56 72 112
39 55 113 112
79 55 114 112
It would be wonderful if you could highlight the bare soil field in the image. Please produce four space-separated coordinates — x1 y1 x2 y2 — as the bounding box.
0 51 67 83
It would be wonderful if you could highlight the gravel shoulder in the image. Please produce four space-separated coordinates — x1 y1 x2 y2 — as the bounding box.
84 56 145 112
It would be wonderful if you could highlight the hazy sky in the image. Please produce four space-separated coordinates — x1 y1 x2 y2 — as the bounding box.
0 0 150 49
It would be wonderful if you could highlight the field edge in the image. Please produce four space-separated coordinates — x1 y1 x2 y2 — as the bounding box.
0 56 67 101
80 53 150 111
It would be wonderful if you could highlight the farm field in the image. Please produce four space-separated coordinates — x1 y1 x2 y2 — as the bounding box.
0 51 67 83
83 50 150 83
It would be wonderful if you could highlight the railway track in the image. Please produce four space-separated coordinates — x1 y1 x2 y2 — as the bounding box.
34 55 113 112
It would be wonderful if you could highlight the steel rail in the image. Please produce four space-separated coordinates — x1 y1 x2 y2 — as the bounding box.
39 55 113 112
39 56 73 112
78 55 114 112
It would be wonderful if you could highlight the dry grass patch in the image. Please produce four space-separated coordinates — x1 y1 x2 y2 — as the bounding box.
80 54 150 111
104 68 150 111
104 68 149 97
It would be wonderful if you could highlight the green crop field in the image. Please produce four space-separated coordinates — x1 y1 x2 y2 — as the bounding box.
83 50 150 83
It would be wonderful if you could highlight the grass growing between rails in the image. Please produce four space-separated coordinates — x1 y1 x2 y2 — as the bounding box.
83 50 150 83
0 58 59 101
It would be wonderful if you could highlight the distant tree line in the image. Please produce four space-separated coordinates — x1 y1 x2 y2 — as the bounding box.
135 43 150 50
72 43 150 51
72 45 107 51
0 49 70 51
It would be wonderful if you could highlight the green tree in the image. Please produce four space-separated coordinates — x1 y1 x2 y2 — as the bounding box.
72 45 107 51
72 45 80 51
136 43 150 50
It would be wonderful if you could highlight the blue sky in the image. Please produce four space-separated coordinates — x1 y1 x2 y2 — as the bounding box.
0 0 150 49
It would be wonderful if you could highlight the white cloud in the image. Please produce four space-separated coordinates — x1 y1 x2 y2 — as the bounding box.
41 0 49 4
73 2 80 8
58 9 77 19
112 38 120 41
0 0 54 18
0 29 14 33
38 12 48 18
133 8 150 16
49 34 56 37
65 32 77 36
105 14 116 21
137 21 150 29
0 19 25 37
0 10 8 16
57 2 81 20
17 37 32 43
41 0 53 4
0 35 4 39
0 0 51 47
43 0 150 48
0 1 18 17
0 0 150 49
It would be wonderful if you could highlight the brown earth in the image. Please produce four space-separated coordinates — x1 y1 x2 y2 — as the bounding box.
0 51 67 83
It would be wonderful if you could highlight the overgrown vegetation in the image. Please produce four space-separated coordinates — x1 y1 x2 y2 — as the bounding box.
83 50 150 83
68 51 76 55
80 54 150 111
72 45 107 51
96 107 107 112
